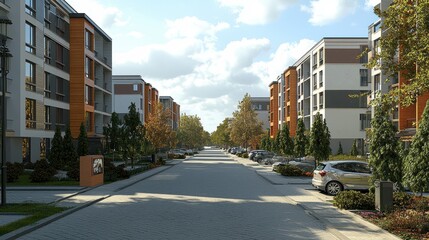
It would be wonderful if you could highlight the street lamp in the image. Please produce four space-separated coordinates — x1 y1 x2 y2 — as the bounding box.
0 18 12 206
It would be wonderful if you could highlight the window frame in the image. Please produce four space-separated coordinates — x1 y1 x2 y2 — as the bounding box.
25 61 36 92
25 22 36 54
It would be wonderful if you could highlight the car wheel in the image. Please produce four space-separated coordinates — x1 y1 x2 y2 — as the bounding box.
326 181 343 196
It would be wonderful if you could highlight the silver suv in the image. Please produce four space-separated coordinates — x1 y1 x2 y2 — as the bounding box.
312 160 372 196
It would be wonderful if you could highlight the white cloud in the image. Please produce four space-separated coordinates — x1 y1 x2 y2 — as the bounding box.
165 16 230 39
127 31 144 39
218 0 297 25
365 0 379 9
301 0 359 26
66 0 128 29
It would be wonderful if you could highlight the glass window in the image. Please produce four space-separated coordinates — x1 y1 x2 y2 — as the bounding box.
44 72 51 97
85 30 92 50
25 61 36 92
44 37 52 64
313 74 317 90
133 84 138 91
313 94 317 110
352 163 371 174
319 48 324 65
360 69 368 86
85 85 93 105
319 92 324 109
56 78 64 101
45 106 51 130
56 44 64 69
25 0 36 16
374 74 381 92
360 113 371 130
56 108 64 125
25 22 36 53
312 53 317 69
319 70 323 88
85 57 92 78
25 98 36 129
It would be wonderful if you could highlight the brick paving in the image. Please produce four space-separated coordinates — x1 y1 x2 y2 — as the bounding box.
13 150 336 240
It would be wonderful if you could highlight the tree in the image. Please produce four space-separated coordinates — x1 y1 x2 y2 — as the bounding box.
230 94 263 148
337 142 343 155
350 139 359 156
404 101 429 194
177 114 204 149
145 103 176 152
367 1 429 108
77 122 88 156
103 112 122 153
48 126 63 170
279 124 294 156
122 103 143 167
368 106 402 188
211 118 233 148
260 131 270 151
272 130 281 154
294 118 307 158
309 113 330 166
63 125 78 170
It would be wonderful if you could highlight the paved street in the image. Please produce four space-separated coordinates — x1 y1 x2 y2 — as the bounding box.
15 149 338 239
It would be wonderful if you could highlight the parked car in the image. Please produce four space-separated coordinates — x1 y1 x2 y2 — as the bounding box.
254 151 275 163
288 159 315 172
230 147 238 154
261 155 286 165
248 150 265 160
312 160 372 196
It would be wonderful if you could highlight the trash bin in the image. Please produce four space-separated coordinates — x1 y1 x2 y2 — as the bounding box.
375 181 393 212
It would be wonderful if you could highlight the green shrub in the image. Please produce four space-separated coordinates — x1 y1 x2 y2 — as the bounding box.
278 164 304 176
30 159 56 183
393 192 412 209
23 161 34 170
156 157 166 166
66 160 80 181
103 159 118 181
333 190 375 210
6 162 24 182
236 153 242 157
115 164 130 179
242 153 249 158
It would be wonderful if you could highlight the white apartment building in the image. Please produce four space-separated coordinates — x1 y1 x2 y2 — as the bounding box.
250 97 270 131
112 75 145 122
295 38 370 154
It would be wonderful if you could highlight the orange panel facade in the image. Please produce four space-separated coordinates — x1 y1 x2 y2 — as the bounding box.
269 82 279 138
69 15 96 138
284 67 298 136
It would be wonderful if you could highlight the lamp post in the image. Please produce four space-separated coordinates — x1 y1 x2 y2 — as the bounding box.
0 19 12 206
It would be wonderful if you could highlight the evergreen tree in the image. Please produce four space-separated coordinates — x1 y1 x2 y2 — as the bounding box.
322 119 332 156
294 118 307 158
63 126 77 170
77 122 88 156
369 106 402 188
106 112 122 152
280 124 294 156
404 101 429 194
350 139 359 156
273 130 281 154
122 103 143 167
309 113 330 166
337 142 343 155
48 126 63 170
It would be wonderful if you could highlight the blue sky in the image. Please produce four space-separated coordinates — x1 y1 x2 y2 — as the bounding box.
68 0 379 132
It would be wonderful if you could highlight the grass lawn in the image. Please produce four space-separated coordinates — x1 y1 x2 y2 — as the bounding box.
0 203 68 236
7 173 79 187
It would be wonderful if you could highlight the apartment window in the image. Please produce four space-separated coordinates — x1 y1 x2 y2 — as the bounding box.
44 72 51 97
44 37 52 64
360 113 371 130
56 108 65 126
360 45 368 63
45 106 51 130
313 94 318 110
312 53 317 69
297 84 301 97
56 78 64 101
85 57 92 78
313 74 317 90
360 69 369 86
25 98 36 129
374 74 381 92
319 92 324 109
319 70 323 88
374 39 380 53
297 102 301 116
85 85 93 105
25 22 36 53
40 138 47 160
287 106 290 116
85 30 93 50
56 44 64 69
44 1 52 27
374 21 381 33
287 90 290 102
133 84 138 91
319 48 324 65
25 61 36 92
85 112 92 131
25 0 36 16
57 16 66 33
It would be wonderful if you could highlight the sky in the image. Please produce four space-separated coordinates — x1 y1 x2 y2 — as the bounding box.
67 0 380 133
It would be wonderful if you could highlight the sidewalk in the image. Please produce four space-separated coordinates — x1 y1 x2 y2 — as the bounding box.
0 159 182 240
230 153 400 240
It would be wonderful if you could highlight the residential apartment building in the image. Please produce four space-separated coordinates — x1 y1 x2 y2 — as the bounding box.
250 97 269 133
269 38 370 154
112 75 145 122
143 83 158 123
368 0 429 140
4 0 111 163
159 96 180 130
